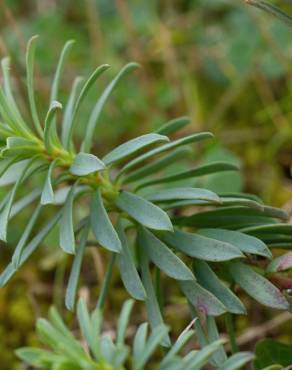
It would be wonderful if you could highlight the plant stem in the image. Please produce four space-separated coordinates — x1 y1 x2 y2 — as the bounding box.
225 313 239 354
96 252 116 310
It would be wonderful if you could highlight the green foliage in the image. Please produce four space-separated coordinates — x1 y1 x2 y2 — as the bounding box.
16 298 253 370
253 339 292 369
0 37 291 368
0 39 291 327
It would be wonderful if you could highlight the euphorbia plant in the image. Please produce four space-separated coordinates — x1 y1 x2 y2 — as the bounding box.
0 36 291 367
16 298 254 370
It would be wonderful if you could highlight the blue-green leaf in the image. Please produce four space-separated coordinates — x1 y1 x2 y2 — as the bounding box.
0 211 61 287
103 133 169 165
156 116 191 135
0 158 35 241
147 187 220 204
137 162 239 190
118 132 214 177
133 323 148 363
117 300 134 346
50 40 75 102
140 250 170 347
180 280 226 316
65 225 89 311
64 64 110 149
138 227 194 281
26 35 42 136
219 352 254 370
116 191 173 231
44 100 62 153
116 221 146 300
81 63 139 152
61 76 83 148
162 229 243 261
70 152 105 176
41 159 58 205
90 189 121 252
59 184 77 254
123 147 190 184
198 228 272 259
12 204 42 268
186 339 225 369
229 262 289 309
193 260 246 314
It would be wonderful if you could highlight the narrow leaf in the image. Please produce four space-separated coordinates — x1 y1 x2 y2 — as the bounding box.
162 229 243 261
185 339 225 369
133 323 148 363
229 262 289 309
59 183 77 254
90 189 121 252
0 211 61 287
219 352 254 370
175 206 280 229
240 223 292 235
0 158 35 241
193 260 246 314
198 228 272 259
103 133 169 165
116 191 173 231
160 329 195 367
117 299 134 346
123 147 190 184
140 250 170 347
156 116 191 135
61 76 83 148
50 40 75 102
135 325 169 370
41 159 58 205
77 298 94 350
11 188 42 219
180 280 226 316
1 58 30 135
12 204 42 268
138 227 194 281
81 63 139 152
116 221 146 300
44 100 62 152
65 224 89 310
146 187 220 204
137 162 239 190
70 152 105 176
64 64 110 149
118 132 214 177
26 35 42 136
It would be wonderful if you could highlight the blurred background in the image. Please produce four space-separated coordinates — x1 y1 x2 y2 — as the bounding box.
0 0 292 368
